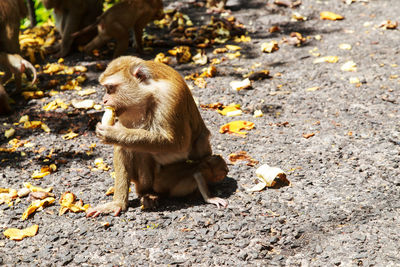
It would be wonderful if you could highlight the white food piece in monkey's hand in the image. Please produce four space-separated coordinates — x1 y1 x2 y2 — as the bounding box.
101 107 115 126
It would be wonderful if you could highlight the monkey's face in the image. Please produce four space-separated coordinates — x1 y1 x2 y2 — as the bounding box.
99 57 153 117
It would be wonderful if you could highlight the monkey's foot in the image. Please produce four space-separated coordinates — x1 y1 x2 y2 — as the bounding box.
140 194 159 210
206 197 228 209
86 202 124 217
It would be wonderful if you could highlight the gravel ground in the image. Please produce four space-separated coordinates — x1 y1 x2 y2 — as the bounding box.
1 0 400 266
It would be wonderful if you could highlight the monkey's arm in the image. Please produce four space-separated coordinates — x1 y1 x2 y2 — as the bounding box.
87 146 131 217
194 172 228 208
96 123 190 153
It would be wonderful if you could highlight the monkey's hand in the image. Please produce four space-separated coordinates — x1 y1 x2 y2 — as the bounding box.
86 201 123 217
206 197 228 209
96 123 120 144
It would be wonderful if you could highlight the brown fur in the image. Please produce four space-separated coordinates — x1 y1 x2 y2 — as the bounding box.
43 0 103 57
0 0 27 53
0 84 11 115
87 56 228 217
79 0 164 58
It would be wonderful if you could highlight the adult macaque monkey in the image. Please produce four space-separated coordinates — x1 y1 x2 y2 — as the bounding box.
87 56 228 217
0 52 37 92
42 0 103 57
73 0 164 58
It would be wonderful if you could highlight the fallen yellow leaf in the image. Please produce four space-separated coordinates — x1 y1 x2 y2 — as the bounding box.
320 11 344 20
59 192 89 215
62 130 79 140
261 41 279 53
4 128 15 138
225 44 241 51
31 164 57 179
4 225 39 241
154 53 172 65
341 60 357 72
21 197 55 220
220 120 255 136
24 182 53 193
217 104 242 116
313 56 339 64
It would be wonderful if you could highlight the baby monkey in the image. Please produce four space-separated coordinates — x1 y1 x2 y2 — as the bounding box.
87 56 228 217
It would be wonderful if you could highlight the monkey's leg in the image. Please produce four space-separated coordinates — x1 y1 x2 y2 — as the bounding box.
135 154 160 210
84 34 110 56
56 10 85 58
110 23 130 58
87 147 132 217
133 21 148 53
0 84 11 115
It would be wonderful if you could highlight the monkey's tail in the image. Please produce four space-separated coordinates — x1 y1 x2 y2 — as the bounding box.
71 22 98 40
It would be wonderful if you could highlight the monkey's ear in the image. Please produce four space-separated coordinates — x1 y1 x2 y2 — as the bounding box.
131 66 150 82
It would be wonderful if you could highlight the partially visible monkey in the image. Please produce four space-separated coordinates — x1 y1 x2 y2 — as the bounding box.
0 84 11 115
152 154 229 206
86 56 228 217
0 0 27 54
26 0 36 28
0 2 36 92
0 52 37 92
42 0 103 57
73 0 164 58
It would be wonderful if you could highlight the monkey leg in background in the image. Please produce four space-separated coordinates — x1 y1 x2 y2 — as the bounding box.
88 56 228 217
0 84 11 115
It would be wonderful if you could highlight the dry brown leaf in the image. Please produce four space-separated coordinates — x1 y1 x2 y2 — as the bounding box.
229 151 259 166
379 20 398 29
302 133 315 139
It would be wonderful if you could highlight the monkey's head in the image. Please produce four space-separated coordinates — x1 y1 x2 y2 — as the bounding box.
98 56 152 116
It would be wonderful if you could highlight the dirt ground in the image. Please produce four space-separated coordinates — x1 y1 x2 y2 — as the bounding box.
1 0 400 266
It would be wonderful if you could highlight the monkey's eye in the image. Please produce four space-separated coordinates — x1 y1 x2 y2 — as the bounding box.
105 84 117 94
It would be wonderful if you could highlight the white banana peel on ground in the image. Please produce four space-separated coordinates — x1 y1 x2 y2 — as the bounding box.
248 164 288 192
